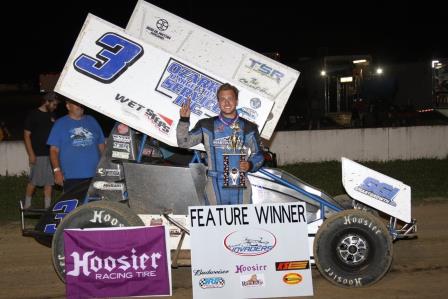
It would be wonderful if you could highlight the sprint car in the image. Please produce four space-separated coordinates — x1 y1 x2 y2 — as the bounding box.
20 123 417 288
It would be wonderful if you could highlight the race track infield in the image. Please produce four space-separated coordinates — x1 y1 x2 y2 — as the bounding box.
1 200 447 299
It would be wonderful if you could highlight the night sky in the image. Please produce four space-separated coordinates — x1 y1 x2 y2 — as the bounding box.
2 0 448 83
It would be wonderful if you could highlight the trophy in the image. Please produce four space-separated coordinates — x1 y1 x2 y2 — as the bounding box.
223 122 247 188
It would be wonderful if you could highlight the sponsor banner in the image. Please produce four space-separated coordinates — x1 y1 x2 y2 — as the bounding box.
341 157 411 223
55 14 274 149
64 226 171 298
126 0 300 139
189 203 313 298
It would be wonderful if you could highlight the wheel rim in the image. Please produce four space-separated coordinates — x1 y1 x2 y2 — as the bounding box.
336 234 369 265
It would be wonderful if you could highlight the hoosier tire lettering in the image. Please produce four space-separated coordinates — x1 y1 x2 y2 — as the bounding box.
343 215 381 234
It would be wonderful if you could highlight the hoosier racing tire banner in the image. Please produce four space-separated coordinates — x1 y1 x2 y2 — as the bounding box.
64 225 171 298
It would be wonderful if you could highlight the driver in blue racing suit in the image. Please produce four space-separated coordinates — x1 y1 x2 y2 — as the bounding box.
176 83 264 205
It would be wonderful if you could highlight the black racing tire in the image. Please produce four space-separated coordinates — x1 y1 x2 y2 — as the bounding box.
51 200 144 283
314 209 393 288
333 194 379 217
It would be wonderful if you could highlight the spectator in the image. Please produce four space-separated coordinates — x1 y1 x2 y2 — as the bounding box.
47 99 105 192
23 92 60 209
0 120 11 141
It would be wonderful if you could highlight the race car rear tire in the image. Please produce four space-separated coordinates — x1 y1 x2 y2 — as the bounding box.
314 209 393 288
51 200 144 283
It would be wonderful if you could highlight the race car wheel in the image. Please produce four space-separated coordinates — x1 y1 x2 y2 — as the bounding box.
314 209 393 288
51 200 144 283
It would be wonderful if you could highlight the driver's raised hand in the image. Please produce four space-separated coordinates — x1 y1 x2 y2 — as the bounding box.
180 98 191 118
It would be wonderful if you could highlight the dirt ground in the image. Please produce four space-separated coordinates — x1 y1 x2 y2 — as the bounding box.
1 200 447 299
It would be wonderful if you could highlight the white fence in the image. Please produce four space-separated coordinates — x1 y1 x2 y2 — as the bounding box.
268 125 448 165
0 141 29 176
1 125 448 175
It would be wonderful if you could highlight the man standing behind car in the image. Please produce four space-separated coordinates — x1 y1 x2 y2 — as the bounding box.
47 99 105 192
23 92 59 209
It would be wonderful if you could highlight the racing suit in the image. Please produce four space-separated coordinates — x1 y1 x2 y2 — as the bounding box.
177 115 264 205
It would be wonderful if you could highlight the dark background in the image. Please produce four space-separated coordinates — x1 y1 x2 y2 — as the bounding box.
1 0 448 138
1 0 447 82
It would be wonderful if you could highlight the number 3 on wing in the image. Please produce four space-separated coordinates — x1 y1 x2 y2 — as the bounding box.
74 32 144 83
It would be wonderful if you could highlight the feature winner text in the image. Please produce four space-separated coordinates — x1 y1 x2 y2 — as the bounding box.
190 203 306 227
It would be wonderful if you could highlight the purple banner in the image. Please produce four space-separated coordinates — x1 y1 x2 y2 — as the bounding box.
64 226 171 299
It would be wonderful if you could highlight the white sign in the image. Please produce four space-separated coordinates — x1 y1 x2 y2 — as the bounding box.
189 203 313 298
55 14 274 148
126 0 300 140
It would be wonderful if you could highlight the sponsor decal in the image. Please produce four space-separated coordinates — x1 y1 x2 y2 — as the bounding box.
276 260 310 271
238 77 274 98
237 107 258 120
355 177 399 206
112 134 131 142
169 228 181 237
67 248 161 280
97 167 121 177
150 218 163 226
199 277 225 289
324 266 362 287
235 263 267 274
117 124 129 134
193 269 230 276
224 228 276 256
114 93 172 134
250 97 261 109
93 181 125 191
282 273 302 285
156 19 169 31
112 151 130 159
144 109 172 135
240 274 265 287
145 19 172 40
246 58 285 83
113 142 131 152
212 136 231 147
156 58 222 116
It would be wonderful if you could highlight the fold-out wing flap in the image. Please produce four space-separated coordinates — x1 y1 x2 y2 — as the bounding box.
341 157 411 223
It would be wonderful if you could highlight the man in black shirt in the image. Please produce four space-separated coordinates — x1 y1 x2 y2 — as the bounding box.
23 92 59 209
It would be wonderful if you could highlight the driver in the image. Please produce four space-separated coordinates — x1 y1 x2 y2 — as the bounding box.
176 83 264 205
